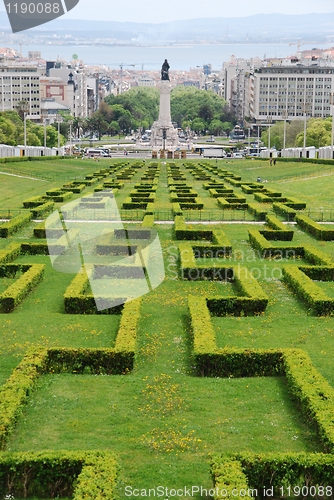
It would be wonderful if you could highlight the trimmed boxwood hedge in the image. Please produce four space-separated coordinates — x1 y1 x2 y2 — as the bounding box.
0 212 32 238
188 297 334 450
248 228 303 257
0 243 21 263
0 264 45 312
0 451 118 499
30 201 55 218
0 347 48 448
296 213 334 240
22 195 45 208
272 202 298 220
211 453 334 498
282 265 334 315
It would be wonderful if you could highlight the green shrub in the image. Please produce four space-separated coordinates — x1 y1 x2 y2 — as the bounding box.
247 203 268 221
64 268 125 314
0 451 117 498
211 459 250 500
0 243 21 263
272 202 297 220
22 195 45 208
248 229 303 257
142 214 155 227
283 349 334 452
0 264 45 312
31 201 55 218
211 453 334 496
282 266 334 315
0 348 48 448
296 214 334 240
0 212 32 238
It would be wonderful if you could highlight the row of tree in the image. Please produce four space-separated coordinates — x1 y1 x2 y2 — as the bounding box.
261 117 334 150
0 111 65 148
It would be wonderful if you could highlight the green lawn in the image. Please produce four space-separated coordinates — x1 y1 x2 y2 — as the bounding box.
0 157 333 498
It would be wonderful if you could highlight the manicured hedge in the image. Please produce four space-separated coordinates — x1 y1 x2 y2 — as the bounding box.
174 216 212 240
122 197 148 209
114 299 141 355
63 265 137 314
247 203 268 221
0 212 32 238
211 459 250 500
47 191 73 203
0 451 118 499
248 229 303 257
0 264 45 312
0 243 21 263
22 195 45 208
254 192 286 203
46 347 132 375
259 214 294 241
283 349 334 451
30 201 55 218
142 214 155 227
303 244 334 266
189 298 334 448
282 266 334 315
0 347 48 448
211 453 334 497
272 202 297 220
296 213 334 240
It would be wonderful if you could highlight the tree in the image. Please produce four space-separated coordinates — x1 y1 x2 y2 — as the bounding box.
109 120 120 137
295 117 332 148
105 87 159 127
87 112 109 140
261 120 304 149
199 103 214 123
209 119 224 136
118 114 132 135
191 118 206 134
170 87 227 126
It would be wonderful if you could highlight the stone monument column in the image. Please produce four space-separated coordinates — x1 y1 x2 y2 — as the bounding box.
158 80 172 125
150 59 179 153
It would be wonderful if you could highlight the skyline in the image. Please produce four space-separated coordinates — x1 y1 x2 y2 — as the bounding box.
0 0 334 24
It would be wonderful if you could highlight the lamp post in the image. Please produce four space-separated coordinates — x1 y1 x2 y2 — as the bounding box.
56 113 62 156
162 128 167 152
40 109 48 156
68 119 73 156
267 115 273 155
20 101 30 154
282 109 288 155
302 103 308 157
330 93 334 160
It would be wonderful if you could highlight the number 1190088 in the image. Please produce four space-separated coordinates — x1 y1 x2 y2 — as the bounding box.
5 2 60 14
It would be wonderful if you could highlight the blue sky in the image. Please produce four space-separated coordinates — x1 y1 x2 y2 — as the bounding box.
1 0 333 23
60 0 334 23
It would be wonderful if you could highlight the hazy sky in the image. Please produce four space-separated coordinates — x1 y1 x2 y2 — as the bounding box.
0 0 333 23
61 0 333 23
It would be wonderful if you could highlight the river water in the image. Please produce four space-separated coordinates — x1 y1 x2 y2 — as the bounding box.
21 42 318 69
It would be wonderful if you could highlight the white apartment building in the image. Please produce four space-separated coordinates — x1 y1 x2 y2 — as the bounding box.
0 65 40 115
247 66 334 122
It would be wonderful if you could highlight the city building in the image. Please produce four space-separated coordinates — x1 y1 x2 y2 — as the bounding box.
246 65 334 122
0 64 40 115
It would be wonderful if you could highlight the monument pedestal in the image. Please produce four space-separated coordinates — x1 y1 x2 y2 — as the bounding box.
150 80 179 151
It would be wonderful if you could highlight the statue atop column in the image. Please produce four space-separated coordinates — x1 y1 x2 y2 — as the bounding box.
161 59 170 81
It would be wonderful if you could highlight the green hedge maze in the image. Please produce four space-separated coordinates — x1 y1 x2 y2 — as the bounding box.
0 159 334 498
